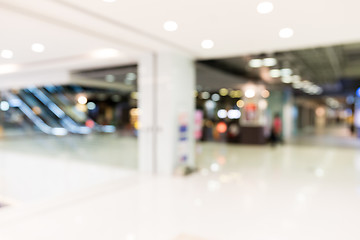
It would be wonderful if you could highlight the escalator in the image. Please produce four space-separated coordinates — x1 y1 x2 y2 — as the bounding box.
41 85 116 133
26 87 91 134
18 89 63 129
5 92 68 136
3 85 116 136
43 85 87 123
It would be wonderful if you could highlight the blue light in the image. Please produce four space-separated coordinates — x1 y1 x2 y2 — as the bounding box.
357 87 360 97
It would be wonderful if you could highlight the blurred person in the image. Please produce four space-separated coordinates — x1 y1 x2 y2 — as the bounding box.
346 114 355 136
227 122 241 143
269 113 282 146
201 119 214 141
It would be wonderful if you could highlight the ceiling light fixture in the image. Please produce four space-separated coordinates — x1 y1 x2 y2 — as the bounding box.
257 2 274 14
105 74 115 83
245 89 256 98
279 28 294 38
263 57 277 67
163 21 178 32
32 43 45 53
201 40 214 49
211 93 220 102
77 96 88 105
270 69 281 78
90 48 121 59
281 76 293 83
126 72 137 81
261 90 270 98
292 82 302 89
281 68 293 76
1 50 14 59
249 59 263 68
292 75 301 83
102 0 117 3
0 101 10 111
0 64 19 74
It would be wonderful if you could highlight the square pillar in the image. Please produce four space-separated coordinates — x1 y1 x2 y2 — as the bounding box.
138 52 195 175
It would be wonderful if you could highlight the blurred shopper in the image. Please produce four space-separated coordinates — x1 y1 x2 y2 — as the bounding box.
269 113 282 146
346 113 355 136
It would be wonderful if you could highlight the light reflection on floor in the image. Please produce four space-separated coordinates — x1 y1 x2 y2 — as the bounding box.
0 133 360 240
0 134 137 204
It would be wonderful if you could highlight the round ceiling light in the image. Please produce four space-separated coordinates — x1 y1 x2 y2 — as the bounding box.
211 93 220 102
245 89 256 98
257 2 274 14
270 69 281 78
0 101 10 111
90 48 121 59
87 102 96 110
201 40 214 49
1 50 14 59
279 28 294 38
163 21 178 32
105 74 115 82
281 76 293 83
249 59 263 68
102 0 116 3
281 68 293 76
263 58 277 67
32 43 45 53
77 96 88 105
261 90 270 98
0 64 19 74
201 92 210 99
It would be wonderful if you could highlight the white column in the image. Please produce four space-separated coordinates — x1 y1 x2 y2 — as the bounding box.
138 52 195 175
282 89 295 142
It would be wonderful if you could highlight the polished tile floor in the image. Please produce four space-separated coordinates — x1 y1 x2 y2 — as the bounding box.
0 134 137 204
0 131 360 240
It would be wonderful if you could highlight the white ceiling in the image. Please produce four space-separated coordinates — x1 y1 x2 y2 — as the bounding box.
1 0 360 74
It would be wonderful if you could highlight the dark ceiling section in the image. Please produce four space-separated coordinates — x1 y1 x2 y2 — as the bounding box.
197 42 360 96
74 63 249 93
75 65 138 84
196 63 248 91
199 58 259 81
286 46 344 85
73 43 360 96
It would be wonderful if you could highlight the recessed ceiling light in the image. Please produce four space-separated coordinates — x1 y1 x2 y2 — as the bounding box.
249 59 263 68
201 91 210 99
163 21 178 32
32 43 45 53
292 75 301 82
105 74 115 82
257 2 274 14
90 48 121 59
261 90 270 98
270 69 281 78
279 28 294 38
87 102 96 110
126 72 137 81
1 50 14 59
0 64 18 74
211 93 220 102
102 0 116 3
0 101 10 111
263 58 277 67
281 76 293 83
292 82 302 89
201 40 214 49
281 68 293 76
245 89 256 98
77 96 88 105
